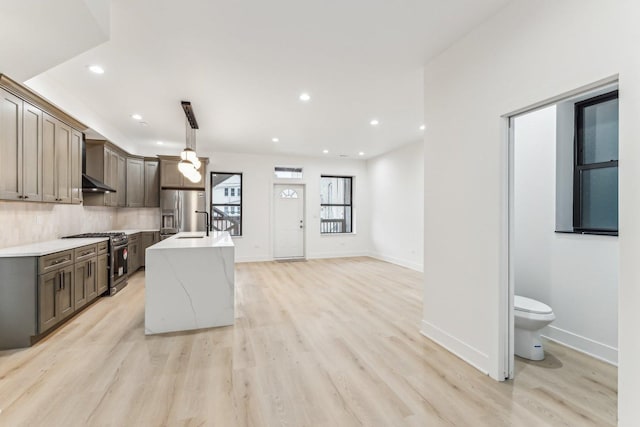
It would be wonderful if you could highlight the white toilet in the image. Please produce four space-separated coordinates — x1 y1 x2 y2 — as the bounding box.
514 295 555 361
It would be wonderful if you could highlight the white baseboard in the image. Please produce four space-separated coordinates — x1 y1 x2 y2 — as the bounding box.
542 325 618 366
306 251 369 260
368 252 423 272
234 256 271 263
420 320 489 375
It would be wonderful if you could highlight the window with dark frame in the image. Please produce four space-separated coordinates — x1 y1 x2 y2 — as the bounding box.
574 90 619 234
211 172 243 236
320 176 353 234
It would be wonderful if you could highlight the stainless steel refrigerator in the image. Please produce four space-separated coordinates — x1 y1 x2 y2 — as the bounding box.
160 190 207 239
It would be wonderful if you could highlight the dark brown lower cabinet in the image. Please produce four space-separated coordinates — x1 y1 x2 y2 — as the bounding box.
74 257 98 310
38 265 74 334
140 231 160 267
97 254 108 295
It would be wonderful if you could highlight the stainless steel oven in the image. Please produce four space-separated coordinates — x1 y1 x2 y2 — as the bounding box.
63 232 129 296
111 235 129 295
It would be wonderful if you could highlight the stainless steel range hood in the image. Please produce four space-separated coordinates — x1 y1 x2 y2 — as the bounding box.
81 138 116 193
82 173 116 193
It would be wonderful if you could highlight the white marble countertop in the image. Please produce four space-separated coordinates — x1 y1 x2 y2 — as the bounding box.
108 229 160 235
0 237 109 258
149 231 234 250
145 230 235 335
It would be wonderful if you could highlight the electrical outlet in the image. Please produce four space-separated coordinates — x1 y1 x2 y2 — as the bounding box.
35 215 42 225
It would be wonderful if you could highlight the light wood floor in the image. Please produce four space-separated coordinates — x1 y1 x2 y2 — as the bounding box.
0 257 617 426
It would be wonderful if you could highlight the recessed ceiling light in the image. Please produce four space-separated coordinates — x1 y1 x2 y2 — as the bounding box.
323 149 329 154
370 119 379 126
420 124 426 131
358 151 365 156
272 137 279 142
157 141 164 145
88 65 104 74
299 92 311 102
131 114 142 120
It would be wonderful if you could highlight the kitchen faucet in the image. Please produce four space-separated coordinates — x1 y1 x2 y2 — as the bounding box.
195 210 210 236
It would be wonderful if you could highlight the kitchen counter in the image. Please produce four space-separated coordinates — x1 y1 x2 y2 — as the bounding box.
144 231 235 335
108 229 159 235
0 237 109 257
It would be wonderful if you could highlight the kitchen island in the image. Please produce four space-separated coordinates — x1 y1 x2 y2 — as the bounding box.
144 231 235 335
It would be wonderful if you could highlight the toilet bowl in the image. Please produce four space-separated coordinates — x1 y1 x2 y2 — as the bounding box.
514 295 555 361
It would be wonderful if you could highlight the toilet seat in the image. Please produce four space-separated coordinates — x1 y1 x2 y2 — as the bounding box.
514 295 553 315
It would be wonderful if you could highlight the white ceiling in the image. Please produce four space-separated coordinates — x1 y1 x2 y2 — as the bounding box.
20 0 511 159
0 0 110 81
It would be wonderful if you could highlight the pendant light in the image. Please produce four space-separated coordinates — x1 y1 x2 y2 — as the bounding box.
179 101 202 183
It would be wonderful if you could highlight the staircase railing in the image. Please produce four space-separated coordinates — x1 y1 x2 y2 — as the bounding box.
212 206 240 235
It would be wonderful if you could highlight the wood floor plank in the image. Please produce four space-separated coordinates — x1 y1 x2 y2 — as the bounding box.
0 257 617 426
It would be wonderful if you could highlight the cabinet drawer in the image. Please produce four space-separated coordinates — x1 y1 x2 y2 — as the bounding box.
74 244 98 262
129 233 140 242
39 250 73 274
97 241 108 255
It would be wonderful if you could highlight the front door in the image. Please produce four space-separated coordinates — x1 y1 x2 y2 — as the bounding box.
273 184 305 258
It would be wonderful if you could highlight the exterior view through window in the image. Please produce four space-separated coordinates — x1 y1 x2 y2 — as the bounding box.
320 176 352 233
574 90 618 234
211 172 242 236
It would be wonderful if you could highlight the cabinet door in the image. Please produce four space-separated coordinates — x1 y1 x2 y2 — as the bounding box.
144 160 159 207
70 129 83 204
0 89 23 200
140 232 155 267
86 257 98 301
129 240 139 273
126 158 144 207
55 121 72 203
118 154 126 207
74 262 88 310
58 266 74 320
109 149 118 207
42 114 57 202
160 159 183 188
38 270 59 333
97 253 108 295
22 103 42 201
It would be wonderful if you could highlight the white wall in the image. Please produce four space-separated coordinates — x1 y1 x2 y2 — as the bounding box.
200 150 371 262
421 0 640 422
368 141 424 271
514 106 618 364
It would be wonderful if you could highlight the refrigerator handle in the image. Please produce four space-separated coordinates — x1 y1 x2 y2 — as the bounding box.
178 192 182 231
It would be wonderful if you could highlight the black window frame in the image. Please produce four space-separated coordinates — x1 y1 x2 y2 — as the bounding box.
320 175 353 234
211 171 243 237
573 90 619 235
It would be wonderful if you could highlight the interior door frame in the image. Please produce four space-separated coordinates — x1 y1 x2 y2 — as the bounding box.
501 74 619 381
272 183 306 259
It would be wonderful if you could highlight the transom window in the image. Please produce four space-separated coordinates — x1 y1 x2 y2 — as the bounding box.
320 176 353 234
274 166 303 179
211 172 242 236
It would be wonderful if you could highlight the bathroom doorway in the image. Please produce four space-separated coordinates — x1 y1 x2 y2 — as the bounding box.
506 80 619 416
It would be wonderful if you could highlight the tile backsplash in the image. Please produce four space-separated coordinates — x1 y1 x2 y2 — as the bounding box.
0 201 160 249
115 207 160 230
